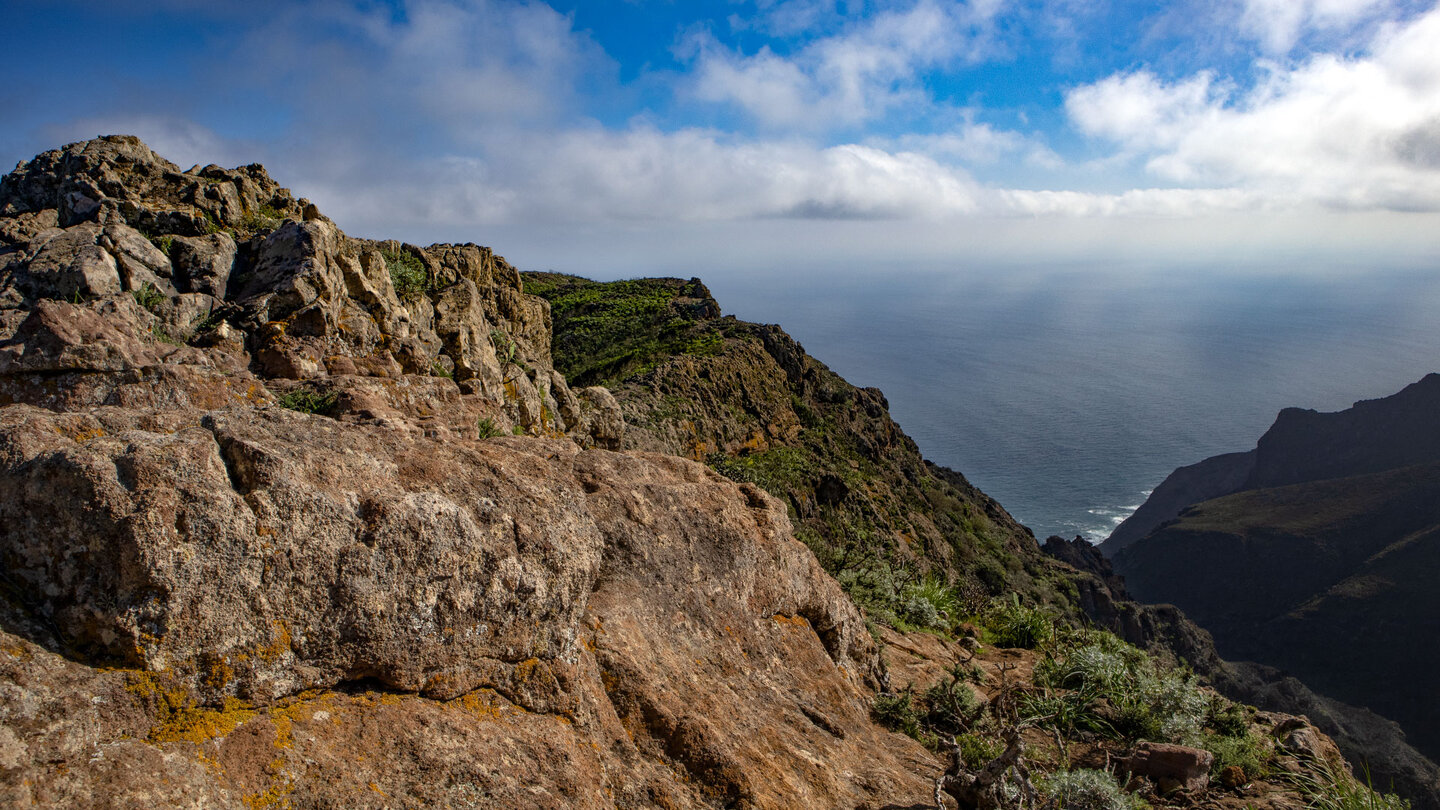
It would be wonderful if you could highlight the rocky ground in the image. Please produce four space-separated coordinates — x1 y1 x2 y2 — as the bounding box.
0 136 1418 809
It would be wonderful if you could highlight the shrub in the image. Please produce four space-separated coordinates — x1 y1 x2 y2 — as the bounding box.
132 282 165 313
900 577 961 631
1028 630 1212 746
1037 769 1147 810
1204 730 1271 782
982 594 1055 649
872 690 922 740
276 388 337 415
383 248 428 301
921 666 981 734
955 732 1002 770
477 418 501 439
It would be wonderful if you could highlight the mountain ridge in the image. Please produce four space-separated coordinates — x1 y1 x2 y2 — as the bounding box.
1110 373 1440 776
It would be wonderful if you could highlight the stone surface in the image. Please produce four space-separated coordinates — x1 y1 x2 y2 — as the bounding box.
0 405 937 808
1122 741 1213 792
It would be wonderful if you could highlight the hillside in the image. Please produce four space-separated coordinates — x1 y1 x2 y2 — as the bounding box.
0 136 1419 809
524 272 1082 630
526 272 1440 809
1110 377 1440 769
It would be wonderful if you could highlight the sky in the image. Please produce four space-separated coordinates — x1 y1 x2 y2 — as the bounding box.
4 0 1440 277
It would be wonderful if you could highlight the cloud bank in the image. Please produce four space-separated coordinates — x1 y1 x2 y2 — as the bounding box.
11 0 1440 268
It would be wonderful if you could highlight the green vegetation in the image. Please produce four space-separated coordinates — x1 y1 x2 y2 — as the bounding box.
132 282 165 313
238 204 283 235
1026 629 1210 745
383 247 429 301
275 388 338 415
477 418 501 439
1287 760 1411 810
522 272 726 386
149 234 174 257
1036 770 1148 810
431 358 453 379
983 594 1056 649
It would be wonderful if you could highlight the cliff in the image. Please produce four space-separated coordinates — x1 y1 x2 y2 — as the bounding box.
1110 375 1440 795
0 136 1412 809
524 273 1079 627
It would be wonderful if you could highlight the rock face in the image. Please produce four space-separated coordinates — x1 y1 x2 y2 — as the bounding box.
0 135 616 444
0 405 935 808
0 137 942 808
1106 375 1440 804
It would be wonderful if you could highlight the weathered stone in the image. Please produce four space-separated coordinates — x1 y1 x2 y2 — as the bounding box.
432 278 503 391
1122 741 1213 792
169 231 236 297
579 385 625 449
0 405 937 808
101 219 173 293
19 222 123 299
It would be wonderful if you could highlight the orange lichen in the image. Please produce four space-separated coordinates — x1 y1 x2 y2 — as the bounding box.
241 778 294 810
125 672 256 744
256 620 292 664
514 657 540 683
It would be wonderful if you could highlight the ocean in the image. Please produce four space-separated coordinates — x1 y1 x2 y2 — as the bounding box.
708 264 1440 542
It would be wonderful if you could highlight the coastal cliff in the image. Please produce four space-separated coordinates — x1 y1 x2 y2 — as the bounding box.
0 136 1417 809
1111 376 1440 794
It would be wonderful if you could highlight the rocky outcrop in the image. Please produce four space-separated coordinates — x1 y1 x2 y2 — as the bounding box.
0 136 948 808
0 403 940 807
0 135 615 445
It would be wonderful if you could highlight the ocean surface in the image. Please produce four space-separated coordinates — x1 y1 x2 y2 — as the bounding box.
706 264 1440 542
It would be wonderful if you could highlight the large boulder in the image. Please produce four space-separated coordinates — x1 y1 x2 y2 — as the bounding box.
0 403 936 808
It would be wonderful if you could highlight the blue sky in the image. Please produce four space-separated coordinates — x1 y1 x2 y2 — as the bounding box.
5 0 1440 276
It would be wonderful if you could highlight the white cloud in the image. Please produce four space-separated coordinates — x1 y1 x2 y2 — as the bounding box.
1064 6 1440 211
687 0 1006 130
1238 0 1396 52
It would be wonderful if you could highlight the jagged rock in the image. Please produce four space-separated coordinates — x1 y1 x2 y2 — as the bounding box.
100 219 174 293
579 385 624 449
0 135 618 445
169 232 236 297
432 278 503 393
17 222 123 299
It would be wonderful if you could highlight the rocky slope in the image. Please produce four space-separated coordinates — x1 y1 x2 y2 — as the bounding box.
0 136 1414 809
1108 376 1440 782
524 273 1083 627
527 272 1440 810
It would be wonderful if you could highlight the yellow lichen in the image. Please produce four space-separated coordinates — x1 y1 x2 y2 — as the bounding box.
256 620 292 664
241 778 294 810
514 657 540 683
125 672 257 744
454 689 508 722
